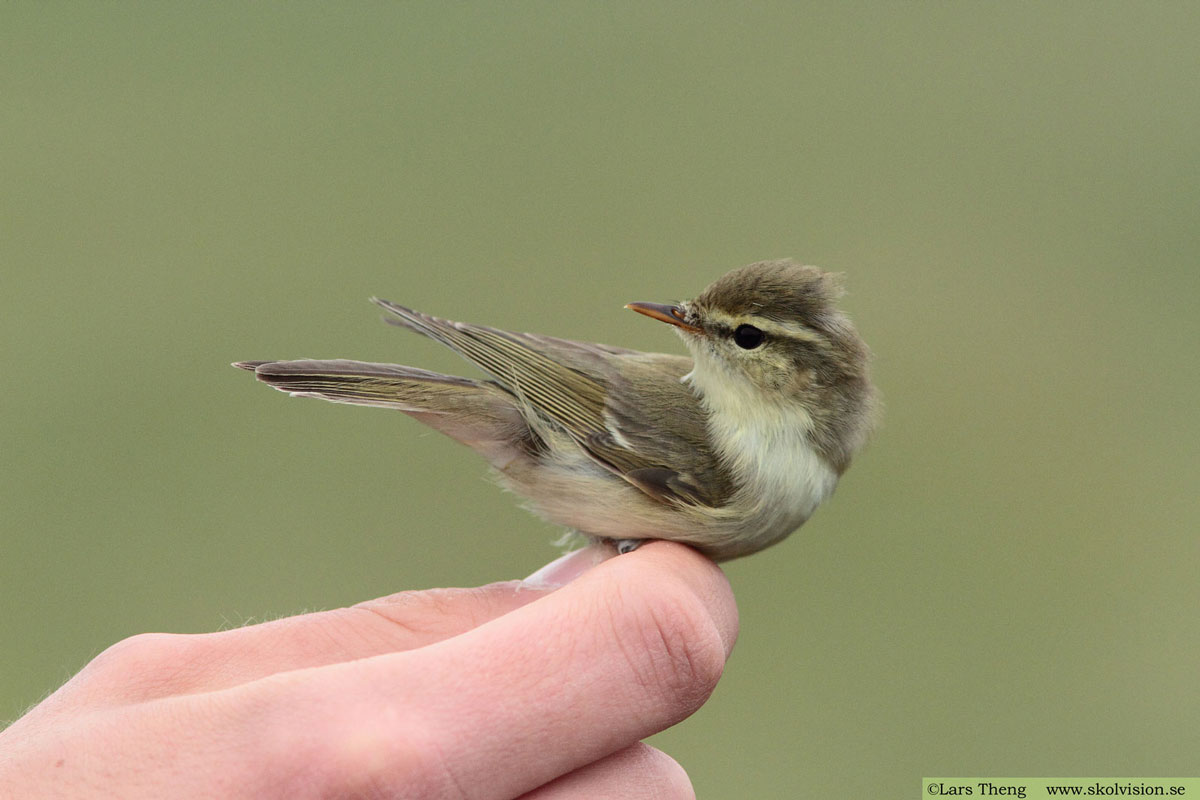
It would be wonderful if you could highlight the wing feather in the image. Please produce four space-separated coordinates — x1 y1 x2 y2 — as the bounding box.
374 300 735 508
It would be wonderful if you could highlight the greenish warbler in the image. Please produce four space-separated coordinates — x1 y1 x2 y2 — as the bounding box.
235 259 878 561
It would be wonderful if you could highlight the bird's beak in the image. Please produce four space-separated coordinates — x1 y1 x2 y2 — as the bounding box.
624 301 703 334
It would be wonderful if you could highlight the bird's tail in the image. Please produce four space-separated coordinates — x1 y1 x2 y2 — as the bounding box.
234 359 531 462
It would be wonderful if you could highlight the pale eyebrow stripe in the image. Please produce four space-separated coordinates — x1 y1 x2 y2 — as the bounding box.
704 309 823 343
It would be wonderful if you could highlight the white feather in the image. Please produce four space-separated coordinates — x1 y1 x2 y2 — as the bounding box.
687 345 838 540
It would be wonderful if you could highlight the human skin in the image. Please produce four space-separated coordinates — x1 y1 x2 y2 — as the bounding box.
0 542 738 799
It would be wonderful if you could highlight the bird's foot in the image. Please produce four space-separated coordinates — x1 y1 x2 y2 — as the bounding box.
612 538 644 555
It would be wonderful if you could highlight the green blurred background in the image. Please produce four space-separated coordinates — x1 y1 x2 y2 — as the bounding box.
3 3 1197 795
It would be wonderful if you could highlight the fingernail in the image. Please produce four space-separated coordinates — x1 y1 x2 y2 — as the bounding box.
523 546 614 588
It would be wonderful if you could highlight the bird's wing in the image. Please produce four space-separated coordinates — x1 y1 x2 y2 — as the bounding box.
374 301 734 508
590 351 737 507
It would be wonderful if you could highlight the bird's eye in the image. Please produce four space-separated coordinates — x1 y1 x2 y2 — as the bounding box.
733 324 765 349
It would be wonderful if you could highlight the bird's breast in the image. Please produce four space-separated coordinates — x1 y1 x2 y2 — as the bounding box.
708 404 839 530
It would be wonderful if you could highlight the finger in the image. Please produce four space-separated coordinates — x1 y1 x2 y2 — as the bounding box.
64 547 612 707
240 541 738 800
518 743 694 800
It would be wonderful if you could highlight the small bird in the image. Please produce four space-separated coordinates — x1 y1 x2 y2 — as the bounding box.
235 259 878 561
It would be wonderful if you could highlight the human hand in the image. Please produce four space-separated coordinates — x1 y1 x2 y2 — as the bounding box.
0 542 738 798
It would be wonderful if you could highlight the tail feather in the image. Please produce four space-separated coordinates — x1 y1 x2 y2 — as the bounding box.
236 359 533 463
243 359 478 404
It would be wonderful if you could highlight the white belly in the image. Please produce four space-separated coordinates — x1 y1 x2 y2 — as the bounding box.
708 409 839 547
